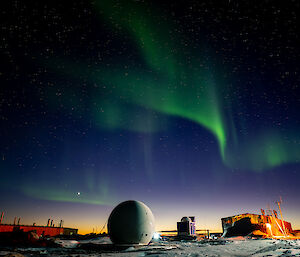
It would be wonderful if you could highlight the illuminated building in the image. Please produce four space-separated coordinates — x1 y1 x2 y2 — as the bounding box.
177 216 196 236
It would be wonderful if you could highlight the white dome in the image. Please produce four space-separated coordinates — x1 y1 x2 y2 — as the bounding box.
108 200 155 245
181 216 191 222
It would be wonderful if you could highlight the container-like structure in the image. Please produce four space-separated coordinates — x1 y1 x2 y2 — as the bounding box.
221 212 293 237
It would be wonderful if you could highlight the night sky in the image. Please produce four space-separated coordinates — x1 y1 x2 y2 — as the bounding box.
1 0 299 234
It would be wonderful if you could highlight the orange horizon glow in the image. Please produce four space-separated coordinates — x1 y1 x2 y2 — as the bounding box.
2 202 300 236
1 217 299 235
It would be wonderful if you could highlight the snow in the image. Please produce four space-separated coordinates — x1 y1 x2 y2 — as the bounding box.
1 237 300 256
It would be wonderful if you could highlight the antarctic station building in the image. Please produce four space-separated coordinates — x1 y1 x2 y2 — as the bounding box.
177 216 196 237
221 210 295 238
0 212 78 237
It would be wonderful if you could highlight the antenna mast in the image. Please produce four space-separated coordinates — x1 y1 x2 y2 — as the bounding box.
276 196 287 237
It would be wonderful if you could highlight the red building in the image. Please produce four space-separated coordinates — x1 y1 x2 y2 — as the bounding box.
0 212 77 237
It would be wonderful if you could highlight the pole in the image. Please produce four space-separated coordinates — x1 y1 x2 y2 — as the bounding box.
276 199 287 237
0 212 4 224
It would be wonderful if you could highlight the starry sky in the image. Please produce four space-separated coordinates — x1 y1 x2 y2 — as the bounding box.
1 0 299 234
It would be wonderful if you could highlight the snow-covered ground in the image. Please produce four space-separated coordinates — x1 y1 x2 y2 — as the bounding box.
1 237 300 256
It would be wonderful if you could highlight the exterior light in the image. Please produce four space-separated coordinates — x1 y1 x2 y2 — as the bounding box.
153 232 161 240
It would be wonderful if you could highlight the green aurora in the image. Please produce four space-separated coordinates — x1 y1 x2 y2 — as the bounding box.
20 169 115 205
91 0 299 171
93 0 227 158
1 0 299 210
41 0 300 175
